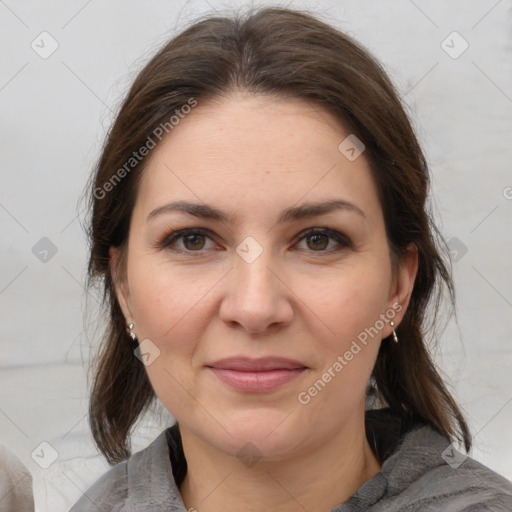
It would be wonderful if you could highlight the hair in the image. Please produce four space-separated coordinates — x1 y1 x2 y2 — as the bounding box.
85 6 471 464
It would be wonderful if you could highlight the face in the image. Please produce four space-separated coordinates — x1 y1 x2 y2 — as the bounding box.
113 94 416 460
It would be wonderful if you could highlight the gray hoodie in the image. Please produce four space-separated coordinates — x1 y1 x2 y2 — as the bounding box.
70 409 512 511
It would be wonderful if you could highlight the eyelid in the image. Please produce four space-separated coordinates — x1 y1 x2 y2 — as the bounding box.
293 227 352 246
156 226 353 254
156 228 219 253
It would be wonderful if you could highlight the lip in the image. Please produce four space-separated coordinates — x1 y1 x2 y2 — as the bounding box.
207 356 307 371
205 357 308 393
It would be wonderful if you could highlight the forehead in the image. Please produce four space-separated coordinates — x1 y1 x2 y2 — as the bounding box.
134 94 382 225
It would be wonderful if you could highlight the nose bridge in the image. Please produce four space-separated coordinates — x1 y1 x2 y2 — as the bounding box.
220 237 293 332
233 240 278 300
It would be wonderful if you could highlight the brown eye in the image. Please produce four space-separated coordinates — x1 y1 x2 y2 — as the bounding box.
158 228 217 253
182 233 206 250
295 228 352 253
306 232 330 251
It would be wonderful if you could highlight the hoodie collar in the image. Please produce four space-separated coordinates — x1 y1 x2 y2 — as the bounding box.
124 408 433 511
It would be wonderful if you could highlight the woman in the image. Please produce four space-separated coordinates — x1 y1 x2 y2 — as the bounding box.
71 7 512 511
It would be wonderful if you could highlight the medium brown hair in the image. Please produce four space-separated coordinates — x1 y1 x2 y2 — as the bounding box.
85 6 471 464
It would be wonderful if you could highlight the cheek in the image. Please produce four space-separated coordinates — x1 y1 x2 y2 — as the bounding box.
127 258 216 341
125 260 218 417
295 271 387 418
297 261 391 351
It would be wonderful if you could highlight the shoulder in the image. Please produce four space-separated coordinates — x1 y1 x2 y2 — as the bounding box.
70 429 184 512
419 455 512 511
381 424 512 511
69 457 129 512
0 444 34 512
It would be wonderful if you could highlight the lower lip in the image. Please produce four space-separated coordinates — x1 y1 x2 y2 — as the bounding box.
207 367 306 393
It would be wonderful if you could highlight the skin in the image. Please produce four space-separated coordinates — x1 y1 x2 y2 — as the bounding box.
112 93 418 512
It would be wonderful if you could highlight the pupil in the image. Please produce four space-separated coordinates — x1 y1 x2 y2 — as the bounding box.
185 234 204 250
309 233 328 250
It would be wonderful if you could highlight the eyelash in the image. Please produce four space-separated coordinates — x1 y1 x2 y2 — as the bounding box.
156 227 353 256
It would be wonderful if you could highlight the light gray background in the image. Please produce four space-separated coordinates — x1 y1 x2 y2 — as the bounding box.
1 0 511 510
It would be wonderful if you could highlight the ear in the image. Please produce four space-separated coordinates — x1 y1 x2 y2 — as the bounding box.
383 243 418 337
109 247 133 323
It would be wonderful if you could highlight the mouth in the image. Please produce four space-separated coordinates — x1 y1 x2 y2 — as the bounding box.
205 357 308 393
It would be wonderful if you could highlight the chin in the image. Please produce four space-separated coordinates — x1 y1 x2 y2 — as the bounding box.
191 405 312 462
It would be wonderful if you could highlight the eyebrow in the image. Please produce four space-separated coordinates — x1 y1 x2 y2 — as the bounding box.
147 199 366 224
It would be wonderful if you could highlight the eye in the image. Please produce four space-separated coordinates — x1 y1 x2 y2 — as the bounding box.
157 227 352 255
158 228 218 253
294 228 352 253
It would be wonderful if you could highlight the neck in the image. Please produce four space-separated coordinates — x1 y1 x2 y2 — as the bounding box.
178 409 381 512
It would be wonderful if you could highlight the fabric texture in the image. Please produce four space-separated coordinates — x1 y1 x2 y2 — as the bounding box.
0 443 35 512
70 408 512 511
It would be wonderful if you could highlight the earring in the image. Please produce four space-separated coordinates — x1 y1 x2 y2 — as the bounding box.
126 323 137 342
390 321 399 343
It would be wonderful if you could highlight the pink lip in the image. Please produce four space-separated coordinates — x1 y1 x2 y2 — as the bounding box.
206 357 308 393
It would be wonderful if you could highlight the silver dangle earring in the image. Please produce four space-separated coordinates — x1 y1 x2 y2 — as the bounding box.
126 323 137 342
390 321 399 343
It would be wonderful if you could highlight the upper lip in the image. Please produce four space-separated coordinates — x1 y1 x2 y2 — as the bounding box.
206 357 308 371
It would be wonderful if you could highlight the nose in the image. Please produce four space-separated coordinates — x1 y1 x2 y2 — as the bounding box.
218 249 294 334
